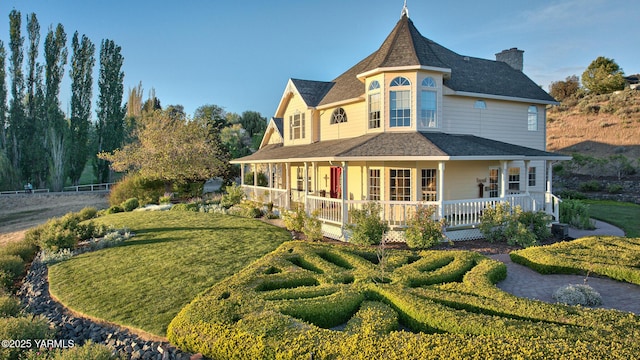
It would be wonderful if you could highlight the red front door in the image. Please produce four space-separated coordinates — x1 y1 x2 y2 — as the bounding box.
330 167 341 198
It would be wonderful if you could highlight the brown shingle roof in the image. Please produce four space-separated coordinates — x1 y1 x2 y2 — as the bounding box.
231 132 567 163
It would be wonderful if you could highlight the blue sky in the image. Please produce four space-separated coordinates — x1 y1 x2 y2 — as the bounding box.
0 0 638 119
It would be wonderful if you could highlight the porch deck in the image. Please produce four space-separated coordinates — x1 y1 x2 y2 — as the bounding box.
241 185 560 242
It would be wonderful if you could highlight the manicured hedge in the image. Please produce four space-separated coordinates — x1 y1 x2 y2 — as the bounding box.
168 241 640 359
511 236 640 284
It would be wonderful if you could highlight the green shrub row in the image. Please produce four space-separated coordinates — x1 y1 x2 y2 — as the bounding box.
25 207 106 251
0 239 38 292
168 241 640 359
479 203 551 247
511 236 640 284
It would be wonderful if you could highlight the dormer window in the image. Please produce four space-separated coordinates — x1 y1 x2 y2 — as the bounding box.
390 76 411 127
368 80 381 129
289 112 305 140
420 77 437 128
331 108 347 124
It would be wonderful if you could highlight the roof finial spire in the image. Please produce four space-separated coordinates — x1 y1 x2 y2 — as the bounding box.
401 0 409 18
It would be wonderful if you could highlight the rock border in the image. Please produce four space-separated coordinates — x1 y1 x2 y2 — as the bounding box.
17 254 196 360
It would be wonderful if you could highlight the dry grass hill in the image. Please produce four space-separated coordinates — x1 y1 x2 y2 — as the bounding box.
547 88 640 161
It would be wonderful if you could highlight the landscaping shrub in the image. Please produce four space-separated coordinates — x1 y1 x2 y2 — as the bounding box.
553 284 602 306
347 202 389 245
0 293 21 317
607 183 624 194
557 189 587 200
578 180 602 192
244 171 268 186
77 206 98 221
0 255 25 280
105 205 124 214
40 249 75 265
46 341 119 360
0 317 54 360
479 203 549 247
228 202 263 218
109 173 165 206
303 209 323 241
282 204 306 233
170 203 199 212
220 183 245 209
0 241 38 263
120 197 140 212
404 205 446 249
560 199 595 229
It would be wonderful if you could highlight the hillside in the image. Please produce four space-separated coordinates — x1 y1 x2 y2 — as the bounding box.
547 89 640 160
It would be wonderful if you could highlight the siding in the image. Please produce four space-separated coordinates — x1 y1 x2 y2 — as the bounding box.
442 96 546 150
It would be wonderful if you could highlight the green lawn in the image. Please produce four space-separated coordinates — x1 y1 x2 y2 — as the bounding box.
584 200 640 237
47 211 290 337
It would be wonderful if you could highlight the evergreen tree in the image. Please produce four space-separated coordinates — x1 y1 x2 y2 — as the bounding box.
67 31 95 186
43 24 68 191
582 56 625 94
94 39 125 183
7 10 25 178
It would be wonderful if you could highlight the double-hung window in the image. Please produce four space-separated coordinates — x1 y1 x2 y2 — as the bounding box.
289 112 305 139
368 169 381 201
508 168 520 192
390 77 411 127
421 169 437 201
420 77 437 128
528 106 538 131
368 81 381 129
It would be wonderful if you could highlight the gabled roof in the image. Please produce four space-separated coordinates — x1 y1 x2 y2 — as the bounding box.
290 79 334 107
313 14 556 106
232 132 570 163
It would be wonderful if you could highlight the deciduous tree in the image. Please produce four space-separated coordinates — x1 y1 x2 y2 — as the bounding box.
7 10 25 176
98 110 227 187
68 31 95 186
550 75 580 101
94 39 125 183
581 56 625 94
43 24 68 192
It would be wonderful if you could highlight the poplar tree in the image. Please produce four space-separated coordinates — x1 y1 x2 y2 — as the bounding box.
43 24 68 191
94 39 125 183
0 40 12 190
7 10 24 176
67 31 95 185
25 13 48 186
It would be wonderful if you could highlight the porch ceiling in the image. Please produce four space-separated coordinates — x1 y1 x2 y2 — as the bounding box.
230 132 571 164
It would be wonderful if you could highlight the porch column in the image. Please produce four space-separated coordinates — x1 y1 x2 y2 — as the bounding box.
285 163 291 210
253 163 258 199
523 160 530 195
364 164 369 200
341 161 348 230
268 163 273 203
240 164 245 185
312 162 317 194
500 161 508 198
437 161 445 219
546 160 553 214
304 162 309 213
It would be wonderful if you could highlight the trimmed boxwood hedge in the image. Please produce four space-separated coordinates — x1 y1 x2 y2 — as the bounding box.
168 241 640 359
511 236 640 284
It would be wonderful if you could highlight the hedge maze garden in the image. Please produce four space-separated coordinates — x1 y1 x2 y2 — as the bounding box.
168 241 640 359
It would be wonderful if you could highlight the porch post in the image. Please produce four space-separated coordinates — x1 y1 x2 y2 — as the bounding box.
341 161 348 231
304 162 309 213
240 164 245 185
312 162 317 194
285 163 291 210
437 161 445 219
500 161 508 198
253 163 258 199
546 160 553 214
523 160 530 195
268 163 273 203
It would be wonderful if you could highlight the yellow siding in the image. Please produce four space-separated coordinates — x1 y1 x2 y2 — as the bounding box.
443 161 498 200
321 102 367 141
282 93 312 146
442 97 546 150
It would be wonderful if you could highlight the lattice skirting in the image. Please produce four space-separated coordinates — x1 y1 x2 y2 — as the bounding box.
321 223 485 243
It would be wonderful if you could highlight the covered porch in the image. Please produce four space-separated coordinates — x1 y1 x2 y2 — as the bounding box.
231 132 569 242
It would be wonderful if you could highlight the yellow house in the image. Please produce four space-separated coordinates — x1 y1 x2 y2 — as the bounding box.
232 10 570 241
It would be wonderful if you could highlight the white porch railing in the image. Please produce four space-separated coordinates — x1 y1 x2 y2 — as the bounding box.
241 185 561 229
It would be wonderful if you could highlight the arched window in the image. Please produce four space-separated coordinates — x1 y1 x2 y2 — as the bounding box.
474 100 487 109
331 108 347 124
528 105 538 131
368 80 380 91
390 77 411 127
422 77 436 88
420 77 437 128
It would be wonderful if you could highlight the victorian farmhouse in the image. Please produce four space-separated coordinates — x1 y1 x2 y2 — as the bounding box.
232 12 570 241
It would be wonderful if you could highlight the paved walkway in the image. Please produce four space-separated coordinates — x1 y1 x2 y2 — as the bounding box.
490 221 640 315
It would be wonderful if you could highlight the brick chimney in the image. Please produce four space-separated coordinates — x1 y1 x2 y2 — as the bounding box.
495 48 524 71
